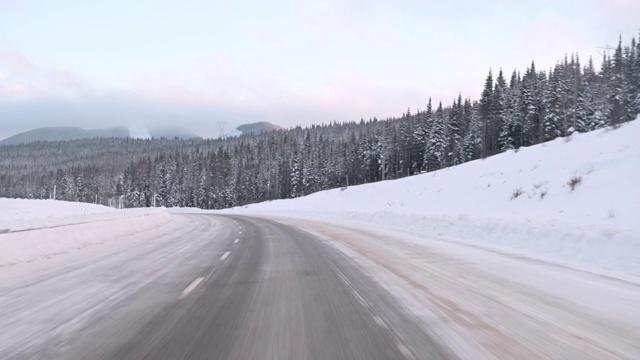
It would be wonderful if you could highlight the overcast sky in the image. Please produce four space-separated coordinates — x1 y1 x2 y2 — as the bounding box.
0 0 638 139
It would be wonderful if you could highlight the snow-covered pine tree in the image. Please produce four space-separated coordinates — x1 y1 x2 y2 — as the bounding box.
479 70 494 157
499 70 523 150
424 102 447 171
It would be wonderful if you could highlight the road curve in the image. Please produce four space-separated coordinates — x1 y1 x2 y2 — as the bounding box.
1 214 453 359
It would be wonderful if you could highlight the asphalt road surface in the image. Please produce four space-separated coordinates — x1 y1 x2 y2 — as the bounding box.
0 215 453 359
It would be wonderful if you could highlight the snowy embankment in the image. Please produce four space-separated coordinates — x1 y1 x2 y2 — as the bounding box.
227 118 640 277
0 199 172 266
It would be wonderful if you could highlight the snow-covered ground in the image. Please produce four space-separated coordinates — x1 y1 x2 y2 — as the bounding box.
221 118 640 277
1 198 121 231
0 199 173 266
223 129 243 138
208 119 640 357
128 125 152 139
1 119 639 358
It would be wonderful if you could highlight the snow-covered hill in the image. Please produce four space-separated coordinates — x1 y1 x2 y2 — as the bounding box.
0 125 200 144
128 125 152 139
0 126 130 145
223 121 281 138
226 117 640 276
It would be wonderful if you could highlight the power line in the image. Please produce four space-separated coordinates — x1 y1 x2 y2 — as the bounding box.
597 43 615 57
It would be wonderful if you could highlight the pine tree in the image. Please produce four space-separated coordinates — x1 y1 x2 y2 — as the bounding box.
633 33 640 117
424 102 447 171
580 57 602 130
626 35 640 119
447 94 465 165
462 101 482 162
609 37 627 125
499 70 523 150
480 70 494 157
489 69 507 153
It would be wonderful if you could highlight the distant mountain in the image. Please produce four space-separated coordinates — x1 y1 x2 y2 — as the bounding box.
147 125 201 140
0 125 200 145
224 122 281 138
0 126 130 145
237 122 281 135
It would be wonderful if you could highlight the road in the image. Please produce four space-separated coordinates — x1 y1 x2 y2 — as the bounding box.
0 214 453 359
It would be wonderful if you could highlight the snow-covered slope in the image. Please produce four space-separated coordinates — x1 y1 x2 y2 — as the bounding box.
0 126 130 144
0 125 201 144
0 199 173 266
223 129 243 138
128 125 152 139
0 198 117 230
227 118 640 276
222 121 281 138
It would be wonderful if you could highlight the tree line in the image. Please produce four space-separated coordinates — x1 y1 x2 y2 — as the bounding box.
1 34 638 209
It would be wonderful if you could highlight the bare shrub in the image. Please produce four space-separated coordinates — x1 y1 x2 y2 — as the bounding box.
539 188 547 199
532 181 547 189
511 188 524 200
567 175 582 191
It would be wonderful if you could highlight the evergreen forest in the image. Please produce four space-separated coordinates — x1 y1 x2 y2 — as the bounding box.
1 35 639 209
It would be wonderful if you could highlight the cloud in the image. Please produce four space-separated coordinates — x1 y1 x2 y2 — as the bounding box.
599 0 640 24
0 49 91 101
0 44 470 142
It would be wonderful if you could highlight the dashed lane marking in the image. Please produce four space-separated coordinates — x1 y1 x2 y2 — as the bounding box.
372 315 388 329
396 341 414 359
220 251 230 260
180 277 204 298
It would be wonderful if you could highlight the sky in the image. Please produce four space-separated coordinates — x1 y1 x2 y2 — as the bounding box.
0 0 638 139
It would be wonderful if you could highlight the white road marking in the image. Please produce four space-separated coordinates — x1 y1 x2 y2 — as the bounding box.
239 231 242 235
234 239 239 244
180 277 204 298
372 315 388 329
330 264 371 309
396 341 414 359
330 267 413 359
220 251 230 260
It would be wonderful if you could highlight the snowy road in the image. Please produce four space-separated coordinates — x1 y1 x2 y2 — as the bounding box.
0 214 451 359
277 216 640 359
1 213 639 359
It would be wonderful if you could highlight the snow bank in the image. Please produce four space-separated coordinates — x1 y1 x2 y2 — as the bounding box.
1 198 118 231
0 199 173 266
225 119 640 276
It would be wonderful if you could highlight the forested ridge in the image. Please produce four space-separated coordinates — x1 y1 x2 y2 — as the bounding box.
2 35 639 209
